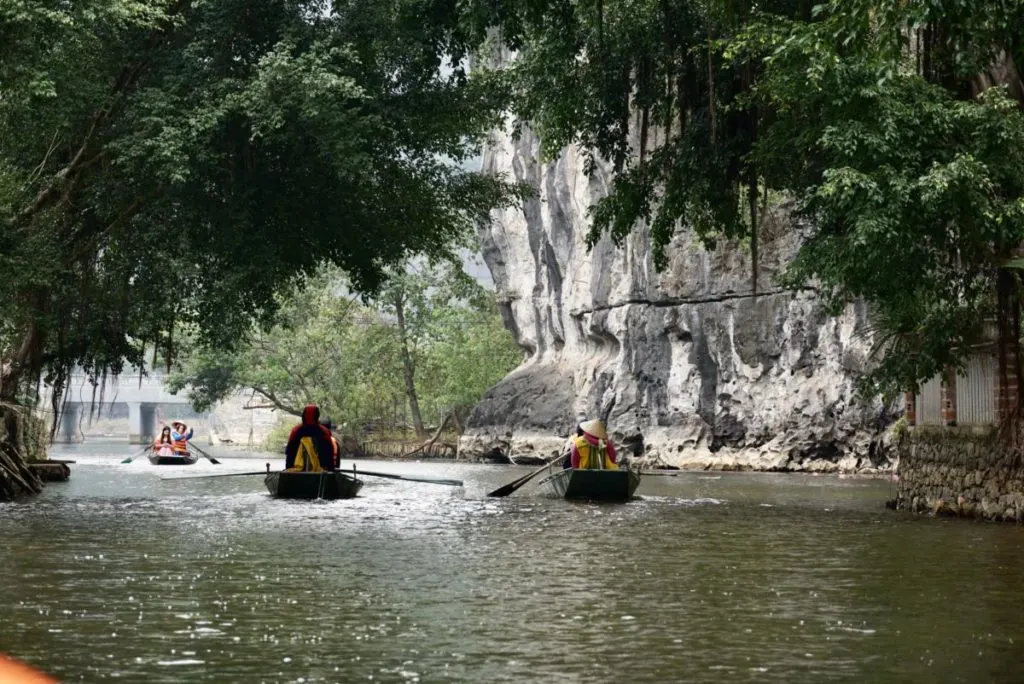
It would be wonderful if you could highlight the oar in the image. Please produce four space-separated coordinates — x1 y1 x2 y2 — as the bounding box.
353 468 463 487
162 471 266 481
486 453 567 497
188 443 221 465
161 467 462 487
121 446 150 464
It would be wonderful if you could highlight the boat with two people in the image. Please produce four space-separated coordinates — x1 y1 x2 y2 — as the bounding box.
264 404 362 500
149 422 198 466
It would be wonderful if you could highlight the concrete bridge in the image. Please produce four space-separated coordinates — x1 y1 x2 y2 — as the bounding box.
37 371 200 444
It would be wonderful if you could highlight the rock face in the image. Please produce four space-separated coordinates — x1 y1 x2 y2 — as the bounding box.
460 127 895 472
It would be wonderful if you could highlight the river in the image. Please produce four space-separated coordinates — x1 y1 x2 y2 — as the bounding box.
2 443 1024 682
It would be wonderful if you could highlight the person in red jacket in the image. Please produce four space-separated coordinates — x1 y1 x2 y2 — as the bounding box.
284 404 335 471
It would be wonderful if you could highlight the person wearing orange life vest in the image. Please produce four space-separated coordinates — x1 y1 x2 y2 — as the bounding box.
320 417 341 468
284 404 335 472
169 421 193 455
570 419 618 470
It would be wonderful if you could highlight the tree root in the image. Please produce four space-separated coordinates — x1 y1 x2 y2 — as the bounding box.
0 403 47 500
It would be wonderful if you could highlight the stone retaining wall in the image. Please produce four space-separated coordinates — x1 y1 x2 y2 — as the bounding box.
895 425 1024 522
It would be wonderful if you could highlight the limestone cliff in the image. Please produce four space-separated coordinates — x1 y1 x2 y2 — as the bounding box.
460 128 895 472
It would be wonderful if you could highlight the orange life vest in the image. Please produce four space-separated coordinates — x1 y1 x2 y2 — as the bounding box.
330 435 340 468
171 431 189 454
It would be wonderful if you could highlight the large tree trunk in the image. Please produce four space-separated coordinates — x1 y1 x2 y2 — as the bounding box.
393 292 426 438
0 321 43 402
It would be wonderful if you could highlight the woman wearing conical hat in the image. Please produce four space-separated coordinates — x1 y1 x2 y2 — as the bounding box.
569 419 618 470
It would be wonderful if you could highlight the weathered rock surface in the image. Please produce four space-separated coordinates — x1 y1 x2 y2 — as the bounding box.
460 127 896 471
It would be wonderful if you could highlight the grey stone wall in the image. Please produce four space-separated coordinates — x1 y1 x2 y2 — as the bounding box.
461 123 896 470
895 426 1024 521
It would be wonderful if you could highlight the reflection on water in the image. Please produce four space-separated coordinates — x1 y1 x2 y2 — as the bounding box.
3 442 1024 682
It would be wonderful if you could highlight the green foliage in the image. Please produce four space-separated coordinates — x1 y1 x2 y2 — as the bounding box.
169 262 523 435
733 4 1024 395
470 0 1024 396
418 296 522 414
0 0 517 399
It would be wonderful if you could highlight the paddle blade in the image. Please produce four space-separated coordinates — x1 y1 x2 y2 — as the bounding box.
486 453 568 497
121 447 147 464
486 481 520 497
189 444 220 464
486 471 534 497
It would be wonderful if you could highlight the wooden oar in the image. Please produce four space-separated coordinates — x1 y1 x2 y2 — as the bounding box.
188 443 221 465
162 471 266 481
353 468 463 487
487 453 567 497
161 467 461 486
120 446 150 464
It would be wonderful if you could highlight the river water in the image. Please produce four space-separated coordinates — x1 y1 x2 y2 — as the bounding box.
2 443 1024 682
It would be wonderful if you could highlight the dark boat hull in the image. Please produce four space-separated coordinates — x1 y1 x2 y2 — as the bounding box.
264 470 363 500
536 468 641 501
148 452 199 466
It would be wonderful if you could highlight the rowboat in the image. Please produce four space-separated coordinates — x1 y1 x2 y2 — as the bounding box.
148 451 199 466
264 470 364 500
535 467 641 501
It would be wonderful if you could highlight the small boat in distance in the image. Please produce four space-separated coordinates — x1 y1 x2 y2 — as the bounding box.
264 470 363 500
148 451 199 466
535 468 641 502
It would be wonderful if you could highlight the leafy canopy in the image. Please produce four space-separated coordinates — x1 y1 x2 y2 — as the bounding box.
466 0 1024 396
0 0 516 396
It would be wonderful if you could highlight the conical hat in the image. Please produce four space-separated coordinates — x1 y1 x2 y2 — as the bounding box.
579 419 607 440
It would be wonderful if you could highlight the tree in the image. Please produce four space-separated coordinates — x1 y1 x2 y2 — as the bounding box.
418 289 523 431
168 268 403 422
466 0 1024 401
372 258 489 437
169 261 523 442
0 0 516 487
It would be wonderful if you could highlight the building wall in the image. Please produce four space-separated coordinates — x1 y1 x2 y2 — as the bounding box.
911 351 997 426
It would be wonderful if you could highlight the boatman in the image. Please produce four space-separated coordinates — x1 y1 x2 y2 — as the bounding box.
320 417 341 468
170 421 193 455
284 404 336 472
562 423 582 469
570 419 618 470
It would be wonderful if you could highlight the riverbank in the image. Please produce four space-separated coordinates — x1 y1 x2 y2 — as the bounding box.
458 431 893 473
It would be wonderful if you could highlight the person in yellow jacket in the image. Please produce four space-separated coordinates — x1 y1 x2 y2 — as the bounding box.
569 419 618 470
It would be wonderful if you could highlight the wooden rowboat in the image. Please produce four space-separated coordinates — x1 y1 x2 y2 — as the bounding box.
535 468 641 502
149 451 199 466
264 470 363 500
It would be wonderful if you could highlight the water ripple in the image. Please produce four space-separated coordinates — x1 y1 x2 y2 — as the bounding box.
3 448 1024 682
